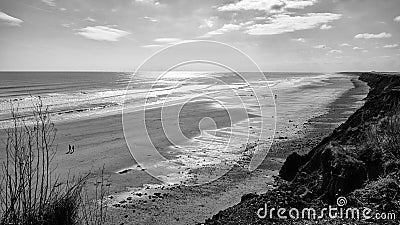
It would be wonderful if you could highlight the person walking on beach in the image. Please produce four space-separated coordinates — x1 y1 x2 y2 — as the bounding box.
66 144 75 154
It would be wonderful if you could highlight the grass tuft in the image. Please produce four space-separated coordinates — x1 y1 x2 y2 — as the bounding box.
0 98 110 225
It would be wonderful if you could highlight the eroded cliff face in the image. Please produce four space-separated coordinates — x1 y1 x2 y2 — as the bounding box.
203 73 400 225
280 72 400 203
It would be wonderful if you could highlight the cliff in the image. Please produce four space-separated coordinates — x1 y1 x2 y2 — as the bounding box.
203 72 400 224
280 72 400 203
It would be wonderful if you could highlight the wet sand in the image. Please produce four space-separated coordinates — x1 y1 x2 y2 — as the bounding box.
0 99 254 203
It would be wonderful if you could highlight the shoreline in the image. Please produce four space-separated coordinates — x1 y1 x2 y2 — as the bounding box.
103 75 367 224
0 73 367 224
203 72 400 224
267 76 369 160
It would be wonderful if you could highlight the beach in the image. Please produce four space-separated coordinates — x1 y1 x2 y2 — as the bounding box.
104 75 369 225
0 72 363 224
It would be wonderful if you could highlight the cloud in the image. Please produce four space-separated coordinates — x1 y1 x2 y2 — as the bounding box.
153 38 182 44
352 47 362 50
76 26 130 41
292 38 305 42
85 17 96 22
135 0 160 6
59 8 67 11
394 16 400 22
41 0 56 7
0 11 23 26
246 13 341 35
62 23 74 28
201 23 244 37
320 24 332 30
328 49 342 54
313 44 328 49
383 44 398 48
354 32 392 39
143 39 195 48
199 17 218 29
143 16 158 22
217 0 317 12
141 44 163 48
340 43 350 47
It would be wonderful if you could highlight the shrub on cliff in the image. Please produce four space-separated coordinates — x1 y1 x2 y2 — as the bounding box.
365 115 400 175
348 114 400 219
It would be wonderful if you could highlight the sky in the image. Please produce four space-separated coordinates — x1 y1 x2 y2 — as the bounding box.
0 0 399 72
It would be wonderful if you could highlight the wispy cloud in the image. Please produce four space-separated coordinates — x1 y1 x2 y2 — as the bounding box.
199 17 218 29
153 38 182 44
340 43 350 47
394 16 400 22
85 17 96 22
328 49 342 54
320 24 332 30
201 23 244 37
354 32 392 39
41 0 56 7
143 16 158 22
135 0 160 6
383 44 398 48
218 0 317 13
353 47 363 50
62 22 74 28
142 39 193 49
0 11 23 26
76 25 130 41
246 13 341 35
141 44 163 48
313 44 328 49
292 38 306 42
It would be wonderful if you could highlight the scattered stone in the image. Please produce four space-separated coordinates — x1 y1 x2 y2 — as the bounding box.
240 193 257 202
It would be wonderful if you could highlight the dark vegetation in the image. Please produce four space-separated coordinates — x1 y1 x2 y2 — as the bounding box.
0 98 110 225
203 72 400 224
